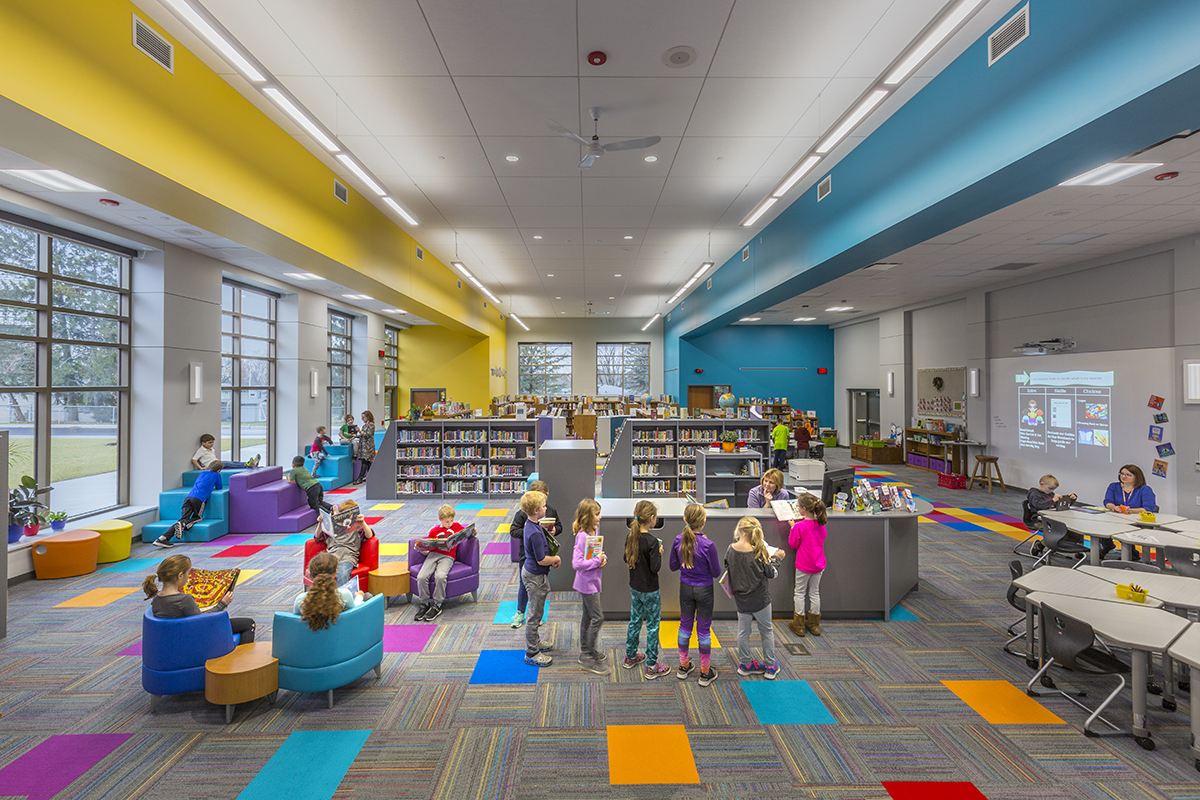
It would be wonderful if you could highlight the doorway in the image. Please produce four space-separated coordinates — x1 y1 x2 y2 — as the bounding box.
411 388 445 411
849 389 881 441
687 385 715 415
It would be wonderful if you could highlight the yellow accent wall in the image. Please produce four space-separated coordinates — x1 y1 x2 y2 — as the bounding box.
0 0 503 397
401 327 491 411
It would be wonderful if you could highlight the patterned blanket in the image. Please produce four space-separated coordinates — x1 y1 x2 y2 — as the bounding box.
183 567 241 608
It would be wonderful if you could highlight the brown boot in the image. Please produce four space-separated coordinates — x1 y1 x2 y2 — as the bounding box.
806 612 822 636
788 613 806 637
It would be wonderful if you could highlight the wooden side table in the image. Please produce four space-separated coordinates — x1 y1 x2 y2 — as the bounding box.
368 561 410 606
205 642 278 724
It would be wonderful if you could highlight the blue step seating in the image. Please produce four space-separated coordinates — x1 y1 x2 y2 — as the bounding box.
141 468 249 543
304 443 353 490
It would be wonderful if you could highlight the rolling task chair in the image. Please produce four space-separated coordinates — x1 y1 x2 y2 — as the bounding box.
1030 519 1090 569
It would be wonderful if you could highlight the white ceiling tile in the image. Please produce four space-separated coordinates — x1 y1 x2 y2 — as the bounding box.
498 178 583 208
279 78 372 138
203 0 320 76
412 175 507 207
688 79 826 138
583 246 638 261
577 0 732 77
786 78 878 139
578 207 657 228
439 206 518 228
837 0 949 79
336 135 406 181
459 229 529 247
581 177 666 207
479 137 592 177
579 228 649 243
511 206 586 228
377 136 493 177
456 78 580 137
325 77 474 136
669 137 780 178
576 78 704 138
421 0 578 76
640 229 711 246
658 174 752 207
256 0 446 77
651 206 725 229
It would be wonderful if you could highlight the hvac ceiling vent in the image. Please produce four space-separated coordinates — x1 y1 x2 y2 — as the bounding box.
133 15 173 73
988 5 1029 66
333 179 348 204
817 175 832 202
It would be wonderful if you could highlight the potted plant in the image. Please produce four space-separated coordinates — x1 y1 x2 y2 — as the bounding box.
719 430 738 453
406 403 422 424
8 475 51 543
46 511 69 532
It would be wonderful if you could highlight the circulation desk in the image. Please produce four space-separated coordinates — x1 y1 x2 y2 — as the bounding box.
592 497 931 621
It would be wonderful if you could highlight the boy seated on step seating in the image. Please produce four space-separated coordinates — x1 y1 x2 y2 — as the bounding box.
414 504 465 622
312 499 375 586
1026 474 1079 557
286 456 333 514
310 426 333 472
339 414 361 457
153 460 223 549
191 432 258 470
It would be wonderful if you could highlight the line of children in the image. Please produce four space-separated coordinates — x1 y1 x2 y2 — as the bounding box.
625 500 671 679
295 551 366 631
788 494 827 637
726 516 785 679
143 554 256 641
508 481 561 629
415 504 463 621
571 498 608 675
670 503 720 686
153 460 224 549
521 490 560 667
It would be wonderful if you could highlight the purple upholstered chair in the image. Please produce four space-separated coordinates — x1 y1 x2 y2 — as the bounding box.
407 535 480 605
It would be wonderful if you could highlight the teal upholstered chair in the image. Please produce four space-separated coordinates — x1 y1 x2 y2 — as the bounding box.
271 593 385 708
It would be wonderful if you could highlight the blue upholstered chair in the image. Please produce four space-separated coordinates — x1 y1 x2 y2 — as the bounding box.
141 606 240 712
407 535 481 605
271 592 385 708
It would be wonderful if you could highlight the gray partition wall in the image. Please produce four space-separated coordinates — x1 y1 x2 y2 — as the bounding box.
538 439 596 591
1 431 7 638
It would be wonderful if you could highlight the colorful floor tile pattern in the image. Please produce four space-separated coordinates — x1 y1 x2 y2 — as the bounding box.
2 451 1195 798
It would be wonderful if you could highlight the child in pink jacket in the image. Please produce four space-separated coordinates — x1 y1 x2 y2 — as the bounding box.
572 498 608 675
788 494 827 637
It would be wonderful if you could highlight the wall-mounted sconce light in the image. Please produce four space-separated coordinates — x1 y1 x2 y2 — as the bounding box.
887 371 894 397
310 369 319 398
189 362 203 404
375 373 382 396
969 368 980 397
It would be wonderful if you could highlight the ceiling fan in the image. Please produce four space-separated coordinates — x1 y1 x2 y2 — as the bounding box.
547 107 662 169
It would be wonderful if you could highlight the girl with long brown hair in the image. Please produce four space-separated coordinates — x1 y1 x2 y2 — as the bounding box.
571 498 608 674
143 554 256 641
669 503 721 686
725 516 785 679
294 551 365 631
624 500 669 678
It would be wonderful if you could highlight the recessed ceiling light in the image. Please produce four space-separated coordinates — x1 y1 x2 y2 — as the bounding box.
547 274 554 277
1060 162 1163 186
343 294 372 300
793 317 816 322
533 235 543 239
614 274 622 277
556 296 561 300
884 0 987 85
560 311 566 314
0 169 104 192
505 155 519 162
284 272 322 280
383 308 407 314
623 235 633 239
609 296 615 300
1039 233 1104 245
825 306 854 312
644 155 658 163
739 317 761 322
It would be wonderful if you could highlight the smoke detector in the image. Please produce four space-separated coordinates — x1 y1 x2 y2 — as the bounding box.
662 46 698 69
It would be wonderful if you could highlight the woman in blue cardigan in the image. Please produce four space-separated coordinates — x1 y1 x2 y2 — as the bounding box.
1104 464 1156 515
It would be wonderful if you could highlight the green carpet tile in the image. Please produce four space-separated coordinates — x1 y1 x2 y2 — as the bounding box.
1 449 1197 799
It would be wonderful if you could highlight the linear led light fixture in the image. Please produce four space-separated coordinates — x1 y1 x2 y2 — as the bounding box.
816 89 889 154
467 275 484 288
262 88 339 152
641 313 661 331
383 308 407 315
382 197 419 226
509 313 530 331
1060 162 1163 186
336 155 385 196
772 155 822 198
739 317 762 322
667 261 715 305
283 272 322 280
826 306 854 311
0 169 104 192
451 261 471 277
884 0 987 85
342 293 371 300
482 287 500 304
160 0 264 82
741 197 778 227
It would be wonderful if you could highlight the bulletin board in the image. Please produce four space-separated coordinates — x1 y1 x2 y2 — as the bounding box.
917 367 966 418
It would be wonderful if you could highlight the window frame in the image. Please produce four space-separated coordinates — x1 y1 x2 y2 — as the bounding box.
518 342 572 395
327 309 354 430
220 280 277 466
596 341 651 396
383 325 400 424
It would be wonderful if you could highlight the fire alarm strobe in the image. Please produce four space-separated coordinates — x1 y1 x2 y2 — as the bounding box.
587 51 607 66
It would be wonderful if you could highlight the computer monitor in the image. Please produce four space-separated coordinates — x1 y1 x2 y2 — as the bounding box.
822 466 857 507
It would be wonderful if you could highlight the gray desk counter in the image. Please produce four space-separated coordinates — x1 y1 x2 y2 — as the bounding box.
590 497 931 621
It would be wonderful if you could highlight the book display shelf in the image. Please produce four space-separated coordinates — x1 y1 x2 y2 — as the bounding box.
737 401 791 424
601 418 770 498
904 426 962 474
388 420 537 499
694 449 765 504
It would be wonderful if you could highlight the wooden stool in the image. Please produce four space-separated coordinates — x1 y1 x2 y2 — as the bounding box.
205 642 278 724
89 519 133 563
968 455 1007 493
368 561 410 606
31 530 100 579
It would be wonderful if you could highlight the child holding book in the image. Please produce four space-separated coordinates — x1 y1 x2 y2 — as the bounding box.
788 494 828 637
293 552 365 631
313 499 374 588
415 504 463 622
521 490 560 667
142 554 256 642
670 503 720 686
571 498 608 675
624 500 670 679
726 516 785 678
508 480 561 628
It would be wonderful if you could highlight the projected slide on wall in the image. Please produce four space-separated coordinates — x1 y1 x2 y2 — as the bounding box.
1016 370 1113 461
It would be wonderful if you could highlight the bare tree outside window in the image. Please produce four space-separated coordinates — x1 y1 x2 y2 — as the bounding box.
518 343 572 394
597 342 650 395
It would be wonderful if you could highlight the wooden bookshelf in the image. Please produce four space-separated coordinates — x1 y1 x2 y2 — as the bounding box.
903 427 962 474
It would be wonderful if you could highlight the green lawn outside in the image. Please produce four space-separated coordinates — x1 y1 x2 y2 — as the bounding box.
7 436 117 490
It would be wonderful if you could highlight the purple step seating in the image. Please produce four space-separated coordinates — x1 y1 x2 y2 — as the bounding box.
228 466 318 534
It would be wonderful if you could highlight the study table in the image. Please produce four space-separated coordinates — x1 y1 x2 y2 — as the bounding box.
1038 510 1140 565
1160 519 1200 535
1023 591 1190 747
1165 625 1200 771
1112 528 1200 569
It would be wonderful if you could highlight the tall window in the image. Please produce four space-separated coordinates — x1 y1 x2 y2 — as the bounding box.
383 325 400 423
597 342 650 395
221 282 276 465
518 343 572 394
0 220 131 518
328 310 353 429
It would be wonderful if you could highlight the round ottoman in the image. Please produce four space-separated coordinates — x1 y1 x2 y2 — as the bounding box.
32 529 100 579
89 519 133 563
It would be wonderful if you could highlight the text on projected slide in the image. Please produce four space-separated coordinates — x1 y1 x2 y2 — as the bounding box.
1016 370 1112 461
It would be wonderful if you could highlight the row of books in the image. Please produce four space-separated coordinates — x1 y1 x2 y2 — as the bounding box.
400 465 440 477
633 464 660 476
633 446 675 458
633 480 673 493
444 431 488 442
444 447 484 459
397 431 441 443
447 465 487 477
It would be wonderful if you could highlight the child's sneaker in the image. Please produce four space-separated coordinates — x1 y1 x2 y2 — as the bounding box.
152 538 174 549
425 605 442 621
595 651 608 663
537 642 553 652
764 662 779 680
622 653 646 670
737 660 766 676
578 658 608 675
171 521 184 540
510 611 525 629
677 661 695 680
644 662 671 680
698 667 718 687
525 652 552 667
414 604 430 621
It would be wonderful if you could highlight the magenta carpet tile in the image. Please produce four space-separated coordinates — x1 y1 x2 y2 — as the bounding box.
383 624 438 653
483 541 511 556
0 734 130 799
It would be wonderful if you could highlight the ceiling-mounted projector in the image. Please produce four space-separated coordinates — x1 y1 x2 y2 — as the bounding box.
1013 338 1075 356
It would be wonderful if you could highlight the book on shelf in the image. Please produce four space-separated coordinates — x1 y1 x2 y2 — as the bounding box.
585 535 603 560
415 522 477 552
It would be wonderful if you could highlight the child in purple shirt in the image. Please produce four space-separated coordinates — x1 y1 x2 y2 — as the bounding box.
571 499 608 675
669 503 721 686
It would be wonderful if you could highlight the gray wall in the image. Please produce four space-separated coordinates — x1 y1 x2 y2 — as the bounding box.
506 317 664 397
833 318 881 436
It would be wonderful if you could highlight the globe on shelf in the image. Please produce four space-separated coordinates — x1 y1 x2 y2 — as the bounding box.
717 393 737 409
